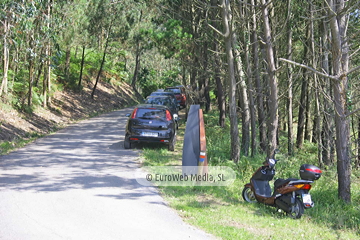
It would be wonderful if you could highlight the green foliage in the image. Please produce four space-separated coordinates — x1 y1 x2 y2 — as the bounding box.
159 69 182 87
153 19 192 59
204 112 231 164
138 68 159 97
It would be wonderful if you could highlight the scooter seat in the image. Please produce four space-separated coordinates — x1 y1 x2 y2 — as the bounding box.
274 178 298 189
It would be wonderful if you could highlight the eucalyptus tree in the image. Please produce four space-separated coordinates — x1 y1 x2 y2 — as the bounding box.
154 0 202 101
249 0 266 154
85 0 142 98
239 4 257 157
328 0 355 203
208 0 226 128
54 0 90 86
0 0 14 97
86 0 117 99
19 0 48 107
220 0 240 162
260 0 279 158
285 0 294 156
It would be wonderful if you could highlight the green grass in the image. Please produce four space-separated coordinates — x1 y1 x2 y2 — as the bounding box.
141 111 360 240
0 132 45 155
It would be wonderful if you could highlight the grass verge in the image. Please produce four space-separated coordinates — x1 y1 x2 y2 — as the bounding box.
0 132 45 155
140 111 360 240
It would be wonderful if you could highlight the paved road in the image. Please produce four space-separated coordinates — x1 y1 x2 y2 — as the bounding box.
0 108 214 240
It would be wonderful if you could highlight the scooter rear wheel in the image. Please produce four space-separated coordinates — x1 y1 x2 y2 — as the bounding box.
242 187 257 203
287 198 304 219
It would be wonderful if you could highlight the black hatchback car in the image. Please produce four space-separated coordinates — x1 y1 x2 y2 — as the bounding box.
124 104 177 151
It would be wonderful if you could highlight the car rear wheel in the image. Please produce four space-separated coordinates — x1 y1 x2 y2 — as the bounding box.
168 135 176 151
124 136 131 149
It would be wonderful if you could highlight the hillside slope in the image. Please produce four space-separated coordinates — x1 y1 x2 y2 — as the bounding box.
0 81 142 143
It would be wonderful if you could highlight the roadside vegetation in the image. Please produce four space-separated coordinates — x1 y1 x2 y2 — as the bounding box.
0 132 45 155
141 111 360 240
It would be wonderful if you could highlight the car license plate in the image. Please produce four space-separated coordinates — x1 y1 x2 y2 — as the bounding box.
302 193 312 204
141 132 158 137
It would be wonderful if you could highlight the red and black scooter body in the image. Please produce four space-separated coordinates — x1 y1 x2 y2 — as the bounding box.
243 159 322 219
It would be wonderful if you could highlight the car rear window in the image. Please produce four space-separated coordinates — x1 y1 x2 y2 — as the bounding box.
151 92 174 96
165 88 181 94
135 108 166 119
145 97 172 106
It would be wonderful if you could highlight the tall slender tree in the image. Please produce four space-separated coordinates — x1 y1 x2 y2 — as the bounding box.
261 0 279 158
221 0 240 162
328 0 351 203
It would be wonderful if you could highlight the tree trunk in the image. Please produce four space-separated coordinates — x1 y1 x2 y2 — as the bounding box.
245 23 257 157
211 0 226 127
328 0 351 203
203 41 211 113
251 0 266 153
320 11 333 166
309 3 322 165
296 38 309 149
261 0 279 158
46 43 51 106
131 10 143 88
286 0 294 156
91 25 111 99
221 0 240 162
35 48 44 88
233 34 250 156
1 16 9 97
45 0 52 107
304 82 312 142
65 46 71 81
131 44 141 88
78 45 86 90
214 40 226 127
236 1 251 156
43 47 48 108
28 32 35 107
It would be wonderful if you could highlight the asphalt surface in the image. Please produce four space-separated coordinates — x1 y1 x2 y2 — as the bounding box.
0 107 215 240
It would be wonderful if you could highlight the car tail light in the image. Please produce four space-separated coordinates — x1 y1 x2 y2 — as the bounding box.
165 110 172 121
130 108 138 119
130 138 138 141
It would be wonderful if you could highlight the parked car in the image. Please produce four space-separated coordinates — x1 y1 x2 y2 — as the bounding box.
124 104 177 151
149 91 179 110
144 95 179 129
164 86 186 108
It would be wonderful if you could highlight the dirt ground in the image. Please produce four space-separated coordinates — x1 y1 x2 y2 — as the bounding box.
0 80 142 143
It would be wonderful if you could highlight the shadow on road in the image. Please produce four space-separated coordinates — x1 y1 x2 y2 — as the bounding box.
0 108 162 203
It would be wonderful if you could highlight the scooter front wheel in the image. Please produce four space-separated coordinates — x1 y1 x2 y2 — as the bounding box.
242 187 257 203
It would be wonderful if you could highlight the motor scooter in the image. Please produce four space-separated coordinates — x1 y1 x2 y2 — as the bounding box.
242 153 322 219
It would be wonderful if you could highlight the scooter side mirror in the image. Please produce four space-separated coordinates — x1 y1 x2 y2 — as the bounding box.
268 158 278 168
269 159 276 165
